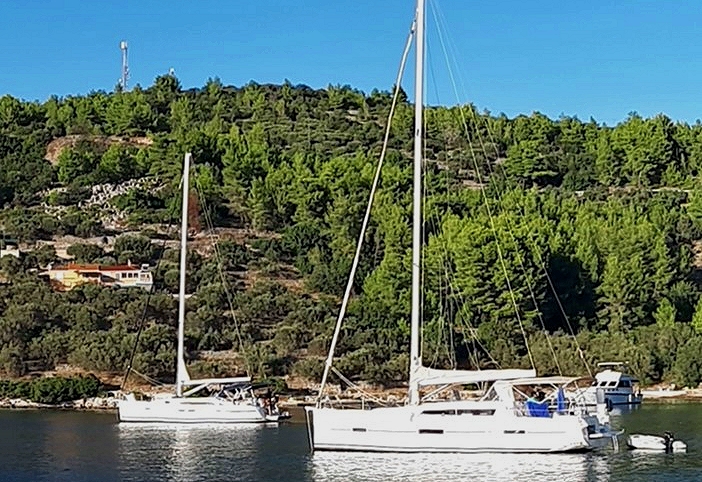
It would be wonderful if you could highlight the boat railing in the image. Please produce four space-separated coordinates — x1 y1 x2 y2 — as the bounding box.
515 394 591 418
319 395 388 410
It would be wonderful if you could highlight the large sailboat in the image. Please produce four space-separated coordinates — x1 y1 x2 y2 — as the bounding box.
305 0 620 452
118 153 287 423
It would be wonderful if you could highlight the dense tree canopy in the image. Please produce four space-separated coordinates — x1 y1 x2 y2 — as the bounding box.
0 76 702 389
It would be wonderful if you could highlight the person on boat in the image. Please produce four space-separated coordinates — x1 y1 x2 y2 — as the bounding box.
264 388 273 415
270 393 279 413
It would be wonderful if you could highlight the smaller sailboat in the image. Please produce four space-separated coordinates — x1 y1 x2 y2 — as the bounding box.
118 153 288 423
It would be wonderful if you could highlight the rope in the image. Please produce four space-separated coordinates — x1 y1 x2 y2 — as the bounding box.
429 0 535 369
129 368 168 387
316 19 416 405
424 31 498 371
331 367 388 407
120 178 181 390
430 0 590 376
431 2 560 374
194 178 250 377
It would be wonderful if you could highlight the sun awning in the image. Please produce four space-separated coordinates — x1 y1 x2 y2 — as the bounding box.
413 367 537 387
182 377 252 386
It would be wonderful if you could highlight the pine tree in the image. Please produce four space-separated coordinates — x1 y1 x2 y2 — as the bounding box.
692 297 702 335
654 298 676 328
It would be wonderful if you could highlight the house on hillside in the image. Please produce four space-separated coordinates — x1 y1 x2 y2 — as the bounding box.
0 239 20 258
42 262 153 291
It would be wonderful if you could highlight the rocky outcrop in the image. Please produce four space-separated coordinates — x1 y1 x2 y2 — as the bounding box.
45 135 152 165
0 395 119 410
38 177 163 228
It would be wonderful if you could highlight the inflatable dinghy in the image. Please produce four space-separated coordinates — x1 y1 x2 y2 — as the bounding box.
627 432 686 452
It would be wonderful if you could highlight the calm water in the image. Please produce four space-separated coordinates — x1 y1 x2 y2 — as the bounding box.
1 404 701 481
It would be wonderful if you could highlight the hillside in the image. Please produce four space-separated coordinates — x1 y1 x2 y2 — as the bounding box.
1 76 702 390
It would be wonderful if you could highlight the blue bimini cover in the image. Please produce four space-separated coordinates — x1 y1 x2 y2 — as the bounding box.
525 399 550 417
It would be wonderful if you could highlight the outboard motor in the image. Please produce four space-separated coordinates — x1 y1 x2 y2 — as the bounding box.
663 431 674 453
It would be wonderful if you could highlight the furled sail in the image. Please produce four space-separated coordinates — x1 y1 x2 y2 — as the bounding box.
413 366 536 387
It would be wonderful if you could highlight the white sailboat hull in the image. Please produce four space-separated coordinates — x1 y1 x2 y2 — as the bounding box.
306 404 615 453
119 396 277 424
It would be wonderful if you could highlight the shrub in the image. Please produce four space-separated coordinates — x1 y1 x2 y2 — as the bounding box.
0 375 102 404
29 375 102 404
673 337 702 388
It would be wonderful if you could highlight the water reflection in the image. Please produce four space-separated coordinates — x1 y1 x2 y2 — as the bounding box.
2 406 702 482
609 404 641 417
311 452 611 482
117 423 266 482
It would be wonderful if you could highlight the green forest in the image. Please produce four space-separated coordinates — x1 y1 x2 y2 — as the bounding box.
2 75 702 392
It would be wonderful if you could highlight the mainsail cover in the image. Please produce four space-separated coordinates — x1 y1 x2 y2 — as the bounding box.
413 366 537 387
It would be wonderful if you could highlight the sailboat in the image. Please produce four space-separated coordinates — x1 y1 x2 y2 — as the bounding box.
304 0 621 452
118 153 288 423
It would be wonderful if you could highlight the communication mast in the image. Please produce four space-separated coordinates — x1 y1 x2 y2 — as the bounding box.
119 40 130 91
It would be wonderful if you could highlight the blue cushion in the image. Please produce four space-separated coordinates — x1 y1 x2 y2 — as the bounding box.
525 399 550 417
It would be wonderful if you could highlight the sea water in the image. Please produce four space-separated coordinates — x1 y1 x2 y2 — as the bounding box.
0 403 700 481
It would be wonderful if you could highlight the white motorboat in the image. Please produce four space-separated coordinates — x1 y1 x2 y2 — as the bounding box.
304 0 621 453
118 153 287 423
580 362 643 407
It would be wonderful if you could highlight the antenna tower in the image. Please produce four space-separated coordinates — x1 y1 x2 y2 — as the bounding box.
119 40 130 91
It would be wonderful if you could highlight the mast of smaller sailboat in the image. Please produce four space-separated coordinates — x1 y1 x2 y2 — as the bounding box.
408 0 425 406
176 152 192 397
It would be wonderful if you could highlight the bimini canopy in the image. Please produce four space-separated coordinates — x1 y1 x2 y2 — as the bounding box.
495 376 581 387
182 376 251 387
413 367 536 387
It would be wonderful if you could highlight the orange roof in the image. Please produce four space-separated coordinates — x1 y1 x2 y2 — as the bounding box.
51 263 142 272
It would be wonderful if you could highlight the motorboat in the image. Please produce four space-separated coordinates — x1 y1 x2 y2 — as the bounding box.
580 362 642 407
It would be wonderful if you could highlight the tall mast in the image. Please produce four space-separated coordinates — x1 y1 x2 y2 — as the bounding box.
176 152 192 397
408 0 425 406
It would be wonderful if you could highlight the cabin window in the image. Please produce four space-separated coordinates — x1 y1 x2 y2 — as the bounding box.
607 381 617 387
618 380 631 388
422 410 456 415
421 409 496 416
457 409 495 416
419 429 444 434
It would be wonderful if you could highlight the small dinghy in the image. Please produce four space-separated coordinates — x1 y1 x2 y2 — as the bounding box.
627 432 687 452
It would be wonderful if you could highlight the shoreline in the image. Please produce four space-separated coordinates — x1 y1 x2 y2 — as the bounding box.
2 389 702 412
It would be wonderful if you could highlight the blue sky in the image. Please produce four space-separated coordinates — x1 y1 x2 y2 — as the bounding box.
1 0 700 125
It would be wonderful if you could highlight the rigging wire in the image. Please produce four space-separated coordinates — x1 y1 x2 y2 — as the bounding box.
428 0 536 370
316 19 417 405
424 59 460 370
120 178 182 391
426 27 498 371
194 177 251 377
430 0 560 375
430 0 591 376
